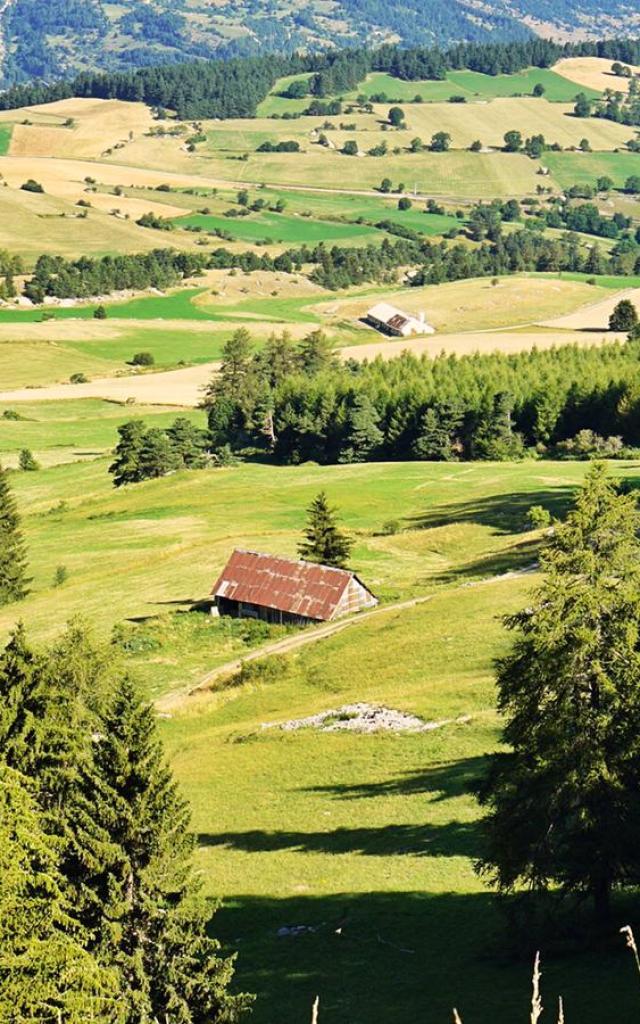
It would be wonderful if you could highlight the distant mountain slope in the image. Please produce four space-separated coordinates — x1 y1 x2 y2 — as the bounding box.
0 0 637 86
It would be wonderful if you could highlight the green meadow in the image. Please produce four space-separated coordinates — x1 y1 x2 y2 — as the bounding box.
0 123 12 155
175 211 378 244
2 451 640 1021
544 150 640 189
0 288 214 324
351 67 598 104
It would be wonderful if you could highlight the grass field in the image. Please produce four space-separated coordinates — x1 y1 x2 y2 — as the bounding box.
175 210 379 244
352 68 600 104
0 399 201 466
544 150 640 190
3 453 640 1022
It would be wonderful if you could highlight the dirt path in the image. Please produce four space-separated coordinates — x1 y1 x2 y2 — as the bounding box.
539 288 640 332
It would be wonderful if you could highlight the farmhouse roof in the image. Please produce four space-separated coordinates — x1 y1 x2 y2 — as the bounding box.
367 302 421 330
212 549 372 621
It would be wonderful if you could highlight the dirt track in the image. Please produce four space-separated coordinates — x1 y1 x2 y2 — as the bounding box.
540 288 640 332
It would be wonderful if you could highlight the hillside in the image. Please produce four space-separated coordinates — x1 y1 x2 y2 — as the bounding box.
2 42 640 1024
1 0 639 85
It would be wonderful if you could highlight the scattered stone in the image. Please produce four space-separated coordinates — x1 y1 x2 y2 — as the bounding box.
263 702 470 734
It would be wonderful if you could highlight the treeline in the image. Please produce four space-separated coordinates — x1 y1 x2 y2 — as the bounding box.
2 36 640 120
203 328 640 465
14 217 640 302
0 622 249 1021
23 249 208 302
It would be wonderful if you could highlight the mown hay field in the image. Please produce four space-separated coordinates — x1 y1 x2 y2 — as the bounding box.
554 56 640 95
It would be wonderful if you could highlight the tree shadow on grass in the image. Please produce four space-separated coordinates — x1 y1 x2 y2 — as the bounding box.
301 756 485 804
198 819 479 859
210 890 640 1024
404 486 575 535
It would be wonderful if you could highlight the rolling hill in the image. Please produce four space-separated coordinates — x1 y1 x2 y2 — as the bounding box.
0 0 638 86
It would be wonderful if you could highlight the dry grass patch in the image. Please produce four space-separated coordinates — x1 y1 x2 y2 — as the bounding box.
373 97 631 151
554 56 640 95
6 99 155 160
313 277 609 334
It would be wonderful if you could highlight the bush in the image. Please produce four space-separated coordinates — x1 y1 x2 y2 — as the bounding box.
69 372 88 384
2 409 26 421
381 519 401 535
398 197 412 211
21 179 44 193
131 351 155 366
93 305 107 320
526 505 552 530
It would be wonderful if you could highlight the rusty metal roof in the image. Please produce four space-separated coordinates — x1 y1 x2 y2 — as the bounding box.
212 549 361 621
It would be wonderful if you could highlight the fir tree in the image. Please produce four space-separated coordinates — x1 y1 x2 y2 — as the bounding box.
137 428 181 480
166 417 208 469
0 464 28 605
477 464 640 921
0 764 120 1024
473 392 525 461
298 491 353 569
90 678 250 1023
109 421 147 487
339 394 383 463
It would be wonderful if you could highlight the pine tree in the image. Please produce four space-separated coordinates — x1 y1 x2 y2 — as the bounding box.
477 464 640 921
413 402 462 461
0 464 28 605
109 421 147 487
473 392 524 461
339 394 383 463
609 298 639 332
0 764 121 1024
298 491 353 568
90 678 250 1023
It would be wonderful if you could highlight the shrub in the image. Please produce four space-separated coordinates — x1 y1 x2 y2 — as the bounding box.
381 519 401 535
93 305 107 320
21 179 44 193
69 372 88 384
131 352 155 366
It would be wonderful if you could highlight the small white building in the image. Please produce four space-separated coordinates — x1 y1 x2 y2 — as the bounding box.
365 302 434 338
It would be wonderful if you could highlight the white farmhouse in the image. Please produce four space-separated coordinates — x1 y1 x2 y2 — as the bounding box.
365 302 434 338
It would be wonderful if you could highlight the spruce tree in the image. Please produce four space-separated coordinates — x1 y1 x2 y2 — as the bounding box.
0 464 28 605
477 464 640 921
0 764 120 1024
298 491 353 568
167 417 208 469
339 394 383 463
90 677 250 1023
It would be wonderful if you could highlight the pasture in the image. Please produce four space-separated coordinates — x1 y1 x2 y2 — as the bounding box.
2 451 640 1022
352 68 600 104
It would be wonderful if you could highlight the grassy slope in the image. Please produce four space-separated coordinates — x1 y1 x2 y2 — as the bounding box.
2 447 638 1022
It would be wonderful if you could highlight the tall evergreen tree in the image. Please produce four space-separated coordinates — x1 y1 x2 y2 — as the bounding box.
298 491 353 569
90 677 250 1023
137 428 181 480
0 464 28 605
477 464 640 921
0 764 120 1024
339 394 383 463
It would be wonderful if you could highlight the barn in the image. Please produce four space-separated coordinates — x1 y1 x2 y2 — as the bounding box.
211 549 378 625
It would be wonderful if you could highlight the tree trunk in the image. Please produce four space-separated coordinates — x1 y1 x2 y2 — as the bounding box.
593 875 611 924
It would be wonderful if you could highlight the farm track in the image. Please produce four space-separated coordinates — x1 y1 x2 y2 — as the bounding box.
157 565 535 713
